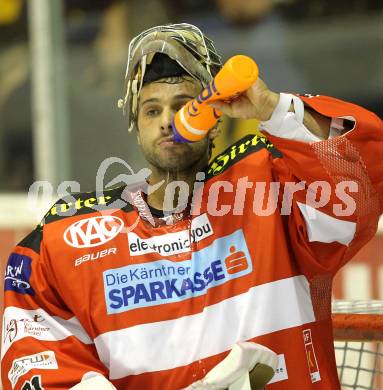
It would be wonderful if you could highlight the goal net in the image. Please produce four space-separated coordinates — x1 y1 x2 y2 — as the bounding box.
333 300 383 390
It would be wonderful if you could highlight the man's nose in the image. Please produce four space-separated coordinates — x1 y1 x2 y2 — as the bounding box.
160 108 174 135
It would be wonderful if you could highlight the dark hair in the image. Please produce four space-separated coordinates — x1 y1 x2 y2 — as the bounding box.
142 53 190 86
151 74 200 86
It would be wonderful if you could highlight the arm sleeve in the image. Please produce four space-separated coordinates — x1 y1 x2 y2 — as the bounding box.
265 95 383 277
1 226 108 390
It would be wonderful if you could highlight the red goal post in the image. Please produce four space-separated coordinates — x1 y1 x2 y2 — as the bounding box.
332 300 383 390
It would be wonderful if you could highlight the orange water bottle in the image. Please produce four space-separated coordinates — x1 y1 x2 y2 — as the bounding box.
172 55 259 142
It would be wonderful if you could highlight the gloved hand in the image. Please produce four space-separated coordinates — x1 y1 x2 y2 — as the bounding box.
183 341 278 390
70 373 117 390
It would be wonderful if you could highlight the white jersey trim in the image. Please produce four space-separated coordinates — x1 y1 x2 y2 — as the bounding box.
1 307 93 359
94 275 315 379
297 202 356 245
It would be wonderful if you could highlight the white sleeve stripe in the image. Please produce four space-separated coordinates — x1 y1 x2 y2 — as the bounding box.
329 116 356 138
55 316 94 344
296 202 356 245
1 307 93 359
94 276 314 378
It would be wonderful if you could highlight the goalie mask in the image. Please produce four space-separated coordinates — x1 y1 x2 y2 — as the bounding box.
117 23 222 132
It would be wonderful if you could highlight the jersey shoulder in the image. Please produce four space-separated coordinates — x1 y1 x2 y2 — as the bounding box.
41 185 133 226
207 133 282 178
12 187 132 255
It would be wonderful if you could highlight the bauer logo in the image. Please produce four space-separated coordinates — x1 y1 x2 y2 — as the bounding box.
4 253 35 295
128 213 213 256
64 216 123 248
103 229 252 314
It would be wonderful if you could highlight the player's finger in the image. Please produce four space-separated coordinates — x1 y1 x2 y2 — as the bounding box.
209 101 234 117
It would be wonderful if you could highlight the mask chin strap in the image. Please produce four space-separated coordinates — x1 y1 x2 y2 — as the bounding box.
119 59 145 132
138 55 148 95
117 80 130 112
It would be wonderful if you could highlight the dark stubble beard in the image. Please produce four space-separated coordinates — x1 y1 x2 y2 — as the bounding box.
142 138 210 174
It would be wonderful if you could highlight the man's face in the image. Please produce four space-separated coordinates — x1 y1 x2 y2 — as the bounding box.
137 78 210 173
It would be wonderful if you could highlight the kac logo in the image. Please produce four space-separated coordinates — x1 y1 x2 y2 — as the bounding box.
64 216 124 248
4 254 35 295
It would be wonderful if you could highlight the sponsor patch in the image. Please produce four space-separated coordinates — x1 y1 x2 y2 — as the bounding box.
103 229 252 314
128 213 213 256
44 195 112 219
8 351 57 388
207 134 282 177
21 375 44 390
3 311 50 350
64 216 124 248
268 354 288 384
2 307 93 360
303 329 321 383
4 253 35 295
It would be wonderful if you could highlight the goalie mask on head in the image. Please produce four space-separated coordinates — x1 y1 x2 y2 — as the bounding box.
118 23 222 132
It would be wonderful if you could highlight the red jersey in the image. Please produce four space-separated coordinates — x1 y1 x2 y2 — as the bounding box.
2 95 382 389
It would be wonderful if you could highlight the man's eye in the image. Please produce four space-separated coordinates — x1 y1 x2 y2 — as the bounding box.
174 102 188 111
146 109 159 117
